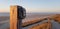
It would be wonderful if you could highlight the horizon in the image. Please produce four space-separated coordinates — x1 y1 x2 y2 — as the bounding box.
0 12 60 14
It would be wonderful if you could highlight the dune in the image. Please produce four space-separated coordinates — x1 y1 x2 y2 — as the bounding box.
51 14 60 23
29 22 50 29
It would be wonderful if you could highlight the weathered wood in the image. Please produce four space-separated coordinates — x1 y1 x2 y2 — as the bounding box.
10 5 18 29
47 18 52 29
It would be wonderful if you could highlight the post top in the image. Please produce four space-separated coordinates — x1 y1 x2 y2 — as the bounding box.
10 5 22 7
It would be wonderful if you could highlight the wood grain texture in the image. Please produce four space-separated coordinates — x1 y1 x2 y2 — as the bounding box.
10 5 18 29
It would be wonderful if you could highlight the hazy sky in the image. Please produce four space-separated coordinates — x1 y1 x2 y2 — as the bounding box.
0 0 60 13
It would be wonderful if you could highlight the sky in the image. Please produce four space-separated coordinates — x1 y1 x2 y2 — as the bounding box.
0 0 60 13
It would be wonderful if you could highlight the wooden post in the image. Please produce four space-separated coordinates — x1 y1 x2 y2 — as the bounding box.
47 18 52 29
10 5 18 29
10 5 26 29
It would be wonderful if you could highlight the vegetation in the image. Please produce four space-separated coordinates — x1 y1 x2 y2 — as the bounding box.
22 18 47 27
29 22 49 29
51 14 60 23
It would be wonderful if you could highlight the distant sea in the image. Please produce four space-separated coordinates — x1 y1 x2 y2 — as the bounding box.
0 13 9 16
0 12 60 16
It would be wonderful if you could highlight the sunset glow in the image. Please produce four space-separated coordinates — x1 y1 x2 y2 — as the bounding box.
0 0 60 13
